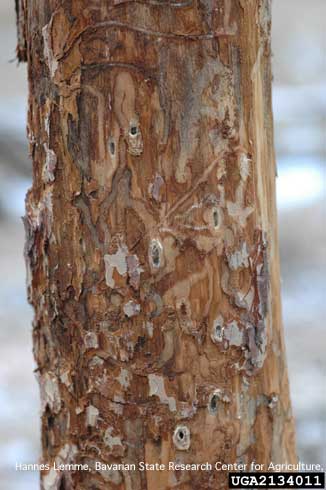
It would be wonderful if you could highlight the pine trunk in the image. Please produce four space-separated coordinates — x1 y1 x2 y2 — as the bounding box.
18 0 296 488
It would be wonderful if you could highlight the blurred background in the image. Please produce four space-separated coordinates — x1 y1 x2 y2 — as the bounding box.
0 1 325 488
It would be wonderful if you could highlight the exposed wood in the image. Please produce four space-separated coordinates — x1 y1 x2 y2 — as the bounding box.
20 1 296 489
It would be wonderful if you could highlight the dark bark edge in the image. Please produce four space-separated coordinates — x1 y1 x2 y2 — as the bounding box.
15 0 27 62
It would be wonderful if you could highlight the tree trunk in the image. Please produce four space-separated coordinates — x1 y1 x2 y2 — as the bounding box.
18 0 296 488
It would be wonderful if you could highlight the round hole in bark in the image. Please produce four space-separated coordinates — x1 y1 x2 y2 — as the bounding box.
215 325 222 339
211 316 224 345
149 239 163 269
178 430 184 440
209 393 219 413
210 395 217 410
151 243 160 267
109 141 115 155
213 208 219 227
130 126 138 136
173 425 190 450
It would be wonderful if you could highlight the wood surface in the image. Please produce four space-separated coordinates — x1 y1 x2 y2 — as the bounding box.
18 0 296 488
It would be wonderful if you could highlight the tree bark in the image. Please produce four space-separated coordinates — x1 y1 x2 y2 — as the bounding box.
19 0 296 488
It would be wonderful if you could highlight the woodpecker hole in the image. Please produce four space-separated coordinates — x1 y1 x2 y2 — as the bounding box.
173 425 191 450
213 208 219 227
208 392 219 414
150 239 162 269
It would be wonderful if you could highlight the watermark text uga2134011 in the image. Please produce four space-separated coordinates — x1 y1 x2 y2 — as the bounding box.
228 472 325 489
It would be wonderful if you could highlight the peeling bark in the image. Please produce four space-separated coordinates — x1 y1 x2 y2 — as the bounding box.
19 1 296 489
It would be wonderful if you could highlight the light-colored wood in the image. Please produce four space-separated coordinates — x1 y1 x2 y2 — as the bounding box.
20 1 296 488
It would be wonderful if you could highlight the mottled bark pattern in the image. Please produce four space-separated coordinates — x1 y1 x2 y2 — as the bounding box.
21 0 296 489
